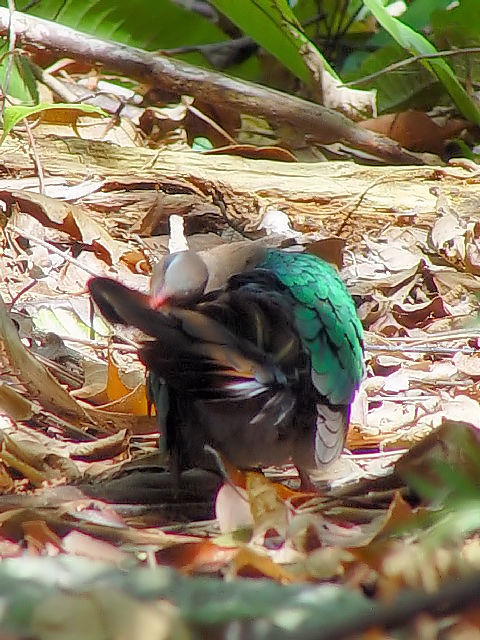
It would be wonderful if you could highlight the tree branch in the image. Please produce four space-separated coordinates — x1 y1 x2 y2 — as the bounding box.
0 9 422 165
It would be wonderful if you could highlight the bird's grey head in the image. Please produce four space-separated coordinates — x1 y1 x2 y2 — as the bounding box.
150 250 209 308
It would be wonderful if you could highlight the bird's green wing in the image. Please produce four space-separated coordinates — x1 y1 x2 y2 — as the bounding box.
261 250 363 405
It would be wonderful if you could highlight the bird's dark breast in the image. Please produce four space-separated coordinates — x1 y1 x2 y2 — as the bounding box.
168 390 308 470
144 268 318 472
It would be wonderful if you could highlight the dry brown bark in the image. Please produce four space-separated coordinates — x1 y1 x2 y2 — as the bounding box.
1 135 478 239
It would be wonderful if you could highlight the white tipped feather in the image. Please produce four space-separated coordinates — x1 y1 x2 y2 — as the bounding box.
314 404 347 467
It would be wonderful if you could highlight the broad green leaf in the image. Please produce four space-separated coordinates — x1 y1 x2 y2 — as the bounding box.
362 0 480 125
3 0 264 80
10 0 226 68
368 0 453 48
1 102 107 142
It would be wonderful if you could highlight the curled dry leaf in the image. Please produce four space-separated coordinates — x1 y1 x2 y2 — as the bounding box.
155 540 237 575
429 211 466 268
75 352 149 416
63 530 130 565
360 111 469 154
69 429 129 462
0 383 33 421
246 471 288 541
233 546 304 582
0 294 91 425
0 189 128 265
203 144 297 162
215 483 253 534
453 352 480 379
0 431 81 485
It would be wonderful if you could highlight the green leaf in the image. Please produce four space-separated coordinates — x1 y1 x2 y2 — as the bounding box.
0 46 38 103
10 0 226 68
211 0 339 85
192 136 213 151
345 43 439 112
1 102 107 143
362 0 480 125
431 0 480 82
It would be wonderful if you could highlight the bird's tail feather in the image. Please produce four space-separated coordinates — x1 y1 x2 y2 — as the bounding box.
314 404 348 467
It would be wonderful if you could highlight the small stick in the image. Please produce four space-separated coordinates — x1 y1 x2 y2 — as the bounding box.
168 214 189 254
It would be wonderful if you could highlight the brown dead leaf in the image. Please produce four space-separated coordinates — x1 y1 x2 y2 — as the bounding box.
453 352 480 379
139 101 188 140
0 462 14 494
392 297 448 329
104 354 149 414
0 383 33 421
465 221 480 275
204 144 297 162
365 234 423 272
76 403 157 434
78 350 149 416
306 236 346 270
68 429 129 462
0 294 91 425
63 530 130 564
360 111 468 153
233 546 305 582
304 546 351 580
23 520 62 554
246 471 287 540
1 190 128 265
156 540 237 574
95 383 152 416
429 211 466 268
0 432 81 485
373 491 415 538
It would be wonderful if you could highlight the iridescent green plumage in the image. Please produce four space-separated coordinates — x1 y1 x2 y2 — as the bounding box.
260 250 363 406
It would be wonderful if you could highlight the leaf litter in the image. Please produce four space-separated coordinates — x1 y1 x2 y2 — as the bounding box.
1 165 480 637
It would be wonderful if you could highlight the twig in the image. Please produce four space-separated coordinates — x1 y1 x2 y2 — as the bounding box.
55 334 137 354
23 118 45 193
366 344 476 355
8 224 102 278
335 167 436 235
370 329 480 344
186 102 237 145
9 279 37 307
30 60 79 102
345 46 480 87
368 394 438 402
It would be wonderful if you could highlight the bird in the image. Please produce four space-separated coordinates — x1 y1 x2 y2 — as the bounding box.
88 242 364 486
